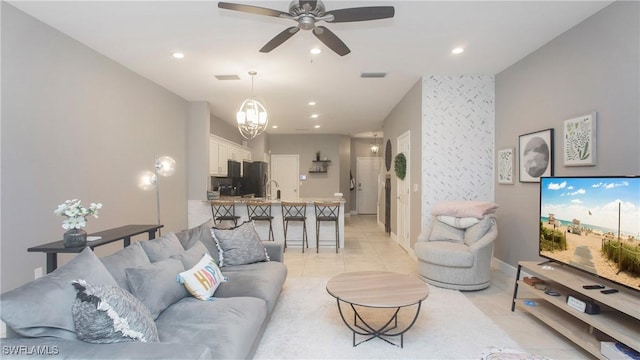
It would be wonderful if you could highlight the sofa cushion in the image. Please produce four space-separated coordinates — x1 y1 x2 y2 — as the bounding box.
436 215 480 229
139 232 184 262
71 280 159 343
176 219 220 264
429 220 465 243
464 216 494 246
125 258 188 319
414 241 474 268
155 296 267 360
177 253 225 301
216 261 287 314
172 240 210 269
211 221 269 267
0 248 118 339
100 242 150 292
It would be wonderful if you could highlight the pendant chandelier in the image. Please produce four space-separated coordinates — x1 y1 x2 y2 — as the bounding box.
237 71 268 139
370 133 380 154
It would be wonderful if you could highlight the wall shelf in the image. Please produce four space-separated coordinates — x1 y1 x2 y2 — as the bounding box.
310 159 330 174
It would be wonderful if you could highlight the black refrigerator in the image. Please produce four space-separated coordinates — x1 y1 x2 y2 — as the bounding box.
243 161 268 197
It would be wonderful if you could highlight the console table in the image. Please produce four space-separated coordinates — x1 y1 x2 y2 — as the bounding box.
28 224 163 273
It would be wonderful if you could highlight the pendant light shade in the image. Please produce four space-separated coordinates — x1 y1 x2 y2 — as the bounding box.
237 71 268 139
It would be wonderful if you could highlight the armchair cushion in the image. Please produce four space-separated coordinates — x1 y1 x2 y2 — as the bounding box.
429 221 464 243
464 216 494 246
431 200 498 219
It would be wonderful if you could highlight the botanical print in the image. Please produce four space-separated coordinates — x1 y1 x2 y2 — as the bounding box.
497 148 514 184
564 113 597 166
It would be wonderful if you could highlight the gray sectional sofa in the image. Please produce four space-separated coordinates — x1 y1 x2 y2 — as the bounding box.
0 220 287 359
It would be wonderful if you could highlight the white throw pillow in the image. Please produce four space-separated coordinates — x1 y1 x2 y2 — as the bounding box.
177 253 225 301
436 215 480 229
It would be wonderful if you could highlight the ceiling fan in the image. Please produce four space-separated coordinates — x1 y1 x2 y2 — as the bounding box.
218 1 395 56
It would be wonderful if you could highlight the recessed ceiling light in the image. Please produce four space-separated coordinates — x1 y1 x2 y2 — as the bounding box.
272 125 278 129
314 125 320 129
311 114 319 119
451 47 464 55
172 52 185 59
308 101 316 106
310 48 321 55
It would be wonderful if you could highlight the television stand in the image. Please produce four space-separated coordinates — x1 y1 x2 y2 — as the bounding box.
512 261 640 359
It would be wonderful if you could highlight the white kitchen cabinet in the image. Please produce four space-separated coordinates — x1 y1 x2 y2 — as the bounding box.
209 135 251 176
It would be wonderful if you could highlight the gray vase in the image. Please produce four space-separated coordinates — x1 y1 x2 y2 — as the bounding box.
63 228 87 247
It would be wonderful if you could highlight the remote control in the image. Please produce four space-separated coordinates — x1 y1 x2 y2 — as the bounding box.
583 284 605 289
600 289 619 294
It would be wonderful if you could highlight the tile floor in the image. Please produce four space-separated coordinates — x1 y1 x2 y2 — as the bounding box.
283 215 592 359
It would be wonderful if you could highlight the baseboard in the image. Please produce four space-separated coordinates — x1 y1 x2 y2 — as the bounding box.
491 257 533 279
349 210 357 216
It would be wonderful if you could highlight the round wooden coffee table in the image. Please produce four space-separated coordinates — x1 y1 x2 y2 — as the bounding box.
326 271 429 348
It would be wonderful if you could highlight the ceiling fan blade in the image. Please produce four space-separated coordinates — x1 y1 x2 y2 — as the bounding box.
313 26 350 56
326 6 395 23
260 27 300 53
299 0 317 11
218 2 288 18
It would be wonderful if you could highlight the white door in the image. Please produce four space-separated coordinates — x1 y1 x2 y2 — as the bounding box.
271 155 299 200
357 157 382 214
396 131 411 251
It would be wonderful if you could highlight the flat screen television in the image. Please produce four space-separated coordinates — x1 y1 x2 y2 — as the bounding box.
539 176 640 293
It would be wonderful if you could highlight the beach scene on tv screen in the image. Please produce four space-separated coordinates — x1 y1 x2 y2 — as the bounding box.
540 177 640 290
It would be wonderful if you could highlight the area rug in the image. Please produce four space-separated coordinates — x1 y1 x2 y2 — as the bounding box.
254 277 523 359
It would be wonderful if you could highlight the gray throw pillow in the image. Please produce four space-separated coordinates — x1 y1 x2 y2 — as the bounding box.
176 220 219 264
211 221 269 267
0 248 118 339
125 258 188 319
71 280 159 343
430 220 465 243
139 232 184 262
172 240 210 269
100 242 150 292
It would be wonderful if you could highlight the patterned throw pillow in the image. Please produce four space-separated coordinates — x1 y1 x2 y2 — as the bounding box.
211 221 270 267
71 280 159 344
436 215 480 229
177 253 226 301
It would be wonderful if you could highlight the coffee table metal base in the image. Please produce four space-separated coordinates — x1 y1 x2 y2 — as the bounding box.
335 299 423 348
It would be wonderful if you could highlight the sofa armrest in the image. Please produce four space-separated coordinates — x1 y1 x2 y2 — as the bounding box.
263 242 284 262
0 338 211 360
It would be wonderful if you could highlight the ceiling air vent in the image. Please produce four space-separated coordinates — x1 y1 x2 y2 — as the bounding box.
360 72 387 79
214 74 240 80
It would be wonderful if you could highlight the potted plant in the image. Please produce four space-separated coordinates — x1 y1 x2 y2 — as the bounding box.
54 199 103 247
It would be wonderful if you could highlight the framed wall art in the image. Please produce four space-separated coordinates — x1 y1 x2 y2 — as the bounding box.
497 148 515 184
519 129 553 183
563 112 597 166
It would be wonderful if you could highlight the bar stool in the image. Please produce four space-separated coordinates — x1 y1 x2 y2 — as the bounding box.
246 201 274 241
281 201 308 253
210 200 240 227
314 201 340 253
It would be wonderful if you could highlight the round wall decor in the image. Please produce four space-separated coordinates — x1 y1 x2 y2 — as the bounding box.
394 153 406 180
385 140 392 171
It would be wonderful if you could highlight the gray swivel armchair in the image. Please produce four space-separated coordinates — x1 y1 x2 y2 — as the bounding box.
414 214 497 290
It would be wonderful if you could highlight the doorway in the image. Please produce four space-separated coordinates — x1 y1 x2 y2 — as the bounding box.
356 157 382 214
396 131 411 251
271 155 299 200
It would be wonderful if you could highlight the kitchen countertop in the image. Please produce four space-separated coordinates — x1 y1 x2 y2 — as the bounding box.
206 197 346 204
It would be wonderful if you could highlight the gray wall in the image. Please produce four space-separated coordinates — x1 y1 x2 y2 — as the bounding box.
210 114 244 146
494 1 640 267
381 80 423 248
269 134 349 206
1 3 189 292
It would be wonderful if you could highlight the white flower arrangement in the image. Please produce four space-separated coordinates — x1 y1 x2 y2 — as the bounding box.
54 199 103 230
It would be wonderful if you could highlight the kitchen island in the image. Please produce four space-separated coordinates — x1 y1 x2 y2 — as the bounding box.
187 198 345 251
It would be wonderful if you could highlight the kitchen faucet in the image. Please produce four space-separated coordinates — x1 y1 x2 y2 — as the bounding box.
265 179 279 199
